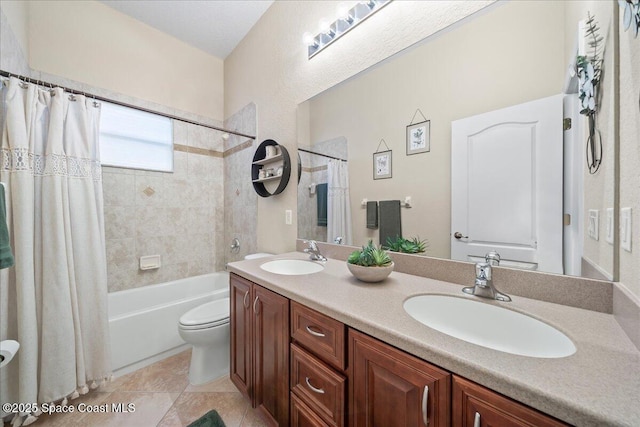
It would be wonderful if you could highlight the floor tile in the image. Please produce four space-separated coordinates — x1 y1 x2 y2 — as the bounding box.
116 353 190 393
185 375 238 393
240 406 271 427
78 391 177 427
20 391 112 427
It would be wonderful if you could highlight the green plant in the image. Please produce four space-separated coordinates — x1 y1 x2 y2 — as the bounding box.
348 241 392 267
384 236 428 254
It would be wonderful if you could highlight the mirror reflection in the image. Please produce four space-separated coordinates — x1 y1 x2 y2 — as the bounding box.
297 1 617 280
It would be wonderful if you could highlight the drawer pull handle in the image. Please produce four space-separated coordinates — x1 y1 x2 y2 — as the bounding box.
422 385 429 425
473 411 481 427
305 377 325 394
305 325 326 337
243 290 249 309
253 296 260 315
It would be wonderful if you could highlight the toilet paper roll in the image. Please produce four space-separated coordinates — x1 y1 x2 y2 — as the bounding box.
0 340 20 368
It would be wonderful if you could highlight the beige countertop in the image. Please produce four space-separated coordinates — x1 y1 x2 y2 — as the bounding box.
227 252 640 427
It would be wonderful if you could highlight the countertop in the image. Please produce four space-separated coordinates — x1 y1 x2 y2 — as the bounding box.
227 252 640 427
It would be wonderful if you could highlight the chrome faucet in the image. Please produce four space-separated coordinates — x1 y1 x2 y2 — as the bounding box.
334 236 343 244
303 240 327 262
462 252 511 302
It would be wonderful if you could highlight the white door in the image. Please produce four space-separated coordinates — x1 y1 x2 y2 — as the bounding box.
451 95 563 274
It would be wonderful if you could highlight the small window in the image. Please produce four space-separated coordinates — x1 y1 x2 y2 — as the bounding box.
99 102 173 172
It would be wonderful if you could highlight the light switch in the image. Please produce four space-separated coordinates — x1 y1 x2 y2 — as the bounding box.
621 208 632 252
285 209 292 225
588 209 599 241
606 208 614 244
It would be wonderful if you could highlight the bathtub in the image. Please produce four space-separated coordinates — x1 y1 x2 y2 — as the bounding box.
108 272 229 375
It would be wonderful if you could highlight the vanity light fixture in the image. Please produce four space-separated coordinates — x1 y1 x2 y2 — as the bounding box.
304 0 392 59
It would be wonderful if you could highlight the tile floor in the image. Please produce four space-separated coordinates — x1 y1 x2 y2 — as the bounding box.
20 350 268 427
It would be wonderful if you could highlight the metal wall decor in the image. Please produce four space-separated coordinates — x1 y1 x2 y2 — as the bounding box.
373 139 392 180
406 109 430 155
576 13 604 174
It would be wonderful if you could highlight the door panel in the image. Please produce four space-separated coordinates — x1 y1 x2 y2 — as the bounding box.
230 274 252 400
451 95 563 274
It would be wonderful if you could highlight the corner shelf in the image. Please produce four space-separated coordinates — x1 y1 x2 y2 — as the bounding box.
252 139 291 197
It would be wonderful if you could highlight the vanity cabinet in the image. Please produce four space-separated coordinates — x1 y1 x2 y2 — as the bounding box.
229 273 289 427
349 329 451 427
290 301 347 427
452 376 568 427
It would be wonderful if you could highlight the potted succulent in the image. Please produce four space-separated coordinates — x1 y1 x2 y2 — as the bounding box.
347 240 394 283
384 236 428 254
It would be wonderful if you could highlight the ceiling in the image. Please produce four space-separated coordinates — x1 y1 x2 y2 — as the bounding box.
99 0 274 59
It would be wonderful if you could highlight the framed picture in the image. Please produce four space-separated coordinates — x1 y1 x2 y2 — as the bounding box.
406 120 430 155
373 150 392 180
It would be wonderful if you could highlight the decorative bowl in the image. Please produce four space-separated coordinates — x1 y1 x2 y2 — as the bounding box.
347 262 394 283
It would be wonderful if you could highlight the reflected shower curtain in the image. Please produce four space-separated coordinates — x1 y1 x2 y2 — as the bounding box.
0 77 111 425
327 159 352 245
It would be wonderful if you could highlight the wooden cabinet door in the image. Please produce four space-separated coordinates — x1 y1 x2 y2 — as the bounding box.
349 329 451 427
254 284 290 427
230 274 253 400
452 376 568 427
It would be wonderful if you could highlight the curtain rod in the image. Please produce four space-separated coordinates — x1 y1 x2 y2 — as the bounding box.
298 148 346 162
0 70 256 140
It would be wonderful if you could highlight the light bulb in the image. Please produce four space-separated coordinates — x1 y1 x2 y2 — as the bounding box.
337 3 351 21
302 32 315 46
320 19 335 36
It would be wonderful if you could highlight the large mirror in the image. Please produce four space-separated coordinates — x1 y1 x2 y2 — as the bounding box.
297 0 618 280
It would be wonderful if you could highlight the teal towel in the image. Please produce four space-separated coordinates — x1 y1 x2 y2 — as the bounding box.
0 185 14 270
316 183 328 227
187 409 226 427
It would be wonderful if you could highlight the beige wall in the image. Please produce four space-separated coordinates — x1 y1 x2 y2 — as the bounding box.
619 15 640 298
26 0 224 121
0 1 29 59
224 0 494 255
301 0 565 258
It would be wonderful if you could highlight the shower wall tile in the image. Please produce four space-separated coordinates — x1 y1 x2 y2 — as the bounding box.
103 118 226 293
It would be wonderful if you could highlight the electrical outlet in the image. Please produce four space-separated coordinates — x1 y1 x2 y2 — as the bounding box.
285 209 292 225
606 208 614 244
588 209 599 241
621 208 632 252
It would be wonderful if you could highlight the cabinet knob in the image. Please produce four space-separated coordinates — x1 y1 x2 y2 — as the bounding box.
305 325 326 338
253 296 260 315
305 377 325 394
243 291 250 309
474 411 481 427
422 385 429 426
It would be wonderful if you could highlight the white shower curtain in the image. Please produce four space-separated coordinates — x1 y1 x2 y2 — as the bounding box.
0 77 111 425
327 159 352 245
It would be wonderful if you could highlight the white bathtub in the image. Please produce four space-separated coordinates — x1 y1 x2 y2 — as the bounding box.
108 272 229 375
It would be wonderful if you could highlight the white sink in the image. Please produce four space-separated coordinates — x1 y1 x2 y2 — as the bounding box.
260 259 324 275
403 295 576 358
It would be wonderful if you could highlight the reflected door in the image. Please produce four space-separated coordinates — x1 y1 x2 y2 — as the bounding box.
451 95 563 274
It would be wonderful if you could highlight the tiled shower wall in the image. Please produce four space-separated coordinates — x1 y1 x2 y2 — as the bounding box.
224 103 259 264
103 122 227 292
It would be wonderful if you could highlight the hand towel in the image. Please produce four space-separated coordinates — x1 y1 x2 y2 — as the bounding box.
379 200 402 246
316 183 328 227
0 184 15 269
366 201 378 229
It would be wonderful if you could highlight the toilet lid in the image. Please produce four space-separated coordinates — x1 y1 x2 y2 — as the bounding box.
179 298 230 327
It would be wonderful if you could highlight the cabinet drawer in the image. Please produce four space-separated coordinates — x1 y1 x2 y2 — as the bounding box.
291 392 331 427
291 301 346 370
291 344 346 427
452 376 569 427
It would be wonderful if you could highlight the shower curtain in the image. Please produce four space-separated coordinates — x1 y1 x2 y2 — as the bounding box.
0 77 111 426
327 159 352 245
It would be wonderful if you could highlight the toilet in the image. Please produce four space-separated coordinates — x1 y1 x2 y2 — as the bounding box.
178 253 272 385
178 298 230 385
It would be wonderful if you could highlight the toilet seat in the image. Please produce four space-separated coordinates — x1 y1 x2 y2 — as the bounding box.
179 298 230 330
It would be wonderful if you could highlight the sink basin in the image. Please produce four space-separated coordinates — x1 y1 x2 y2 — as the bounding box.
403 295 576 358
260 259 324 275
